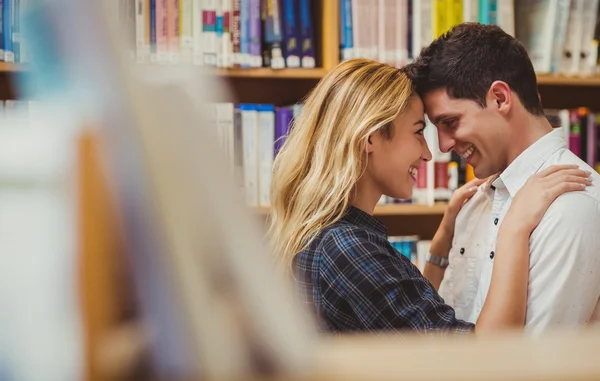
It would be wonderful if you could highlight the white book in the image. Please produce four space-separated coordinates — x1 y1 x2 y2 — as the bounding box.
136 0 148 62
578 0 599 75
397 0 408 66
222 0 233 68
257 105 275 208
412 0 423 60
240 105 259 207
497 0 515 36
561 0 585 75
216 2 224 67
193 0 204 65
550 0 571 73
515 0 558 74
463 0 479 22
369 0 379 60
180 0 194 63
203 0 218 66
216 102 235 171
378 0 386 63
559 109 571 148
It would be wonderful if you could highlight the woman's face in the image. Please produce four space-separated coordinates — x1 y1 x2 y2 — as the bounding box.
367 96 433 200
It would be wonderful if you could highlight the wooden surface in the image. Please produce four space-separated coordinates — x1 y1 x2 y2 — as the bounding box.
315 328 600 381
256 203 447 216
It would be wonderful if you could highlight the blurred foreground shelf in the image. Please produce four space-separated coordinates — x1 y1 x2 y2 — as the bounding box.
256 203 447 217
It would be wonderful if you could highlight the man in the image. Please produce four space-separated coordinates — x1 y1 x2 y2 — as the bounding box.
408 23 600 334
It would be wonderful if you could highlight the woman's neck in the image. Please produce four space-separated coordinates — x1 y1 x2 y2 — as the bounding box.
351 177 381 215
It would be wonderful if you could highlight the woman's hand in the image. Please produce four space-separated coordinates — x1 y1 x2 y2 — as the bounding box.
503 164 592 233
439 177 488 237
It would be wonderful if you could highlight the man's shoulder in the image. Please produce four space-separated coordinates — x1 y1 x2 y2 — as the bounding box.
540 149 600 204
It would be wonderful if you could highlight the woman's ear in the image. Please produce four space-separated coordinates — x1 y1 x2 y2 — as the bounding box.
366 135 375 153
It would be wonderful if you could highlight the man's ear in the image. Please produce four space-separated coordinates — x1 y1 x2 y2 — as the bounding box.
488 80 512 115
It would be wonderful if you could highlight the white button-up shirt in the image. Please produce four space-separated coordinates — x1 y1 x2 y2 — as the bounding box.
439 128 600 334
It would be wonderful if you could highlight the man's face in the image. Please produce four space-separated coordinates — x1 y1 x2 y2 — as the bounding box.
422 89 510 179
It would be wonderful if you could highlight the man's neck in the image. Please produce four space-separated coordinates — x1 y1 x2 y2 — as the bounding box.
505 113 554 167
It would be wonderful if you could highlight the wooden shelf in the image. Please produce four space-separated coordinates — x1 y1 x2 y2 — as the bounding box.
256 203 447 217
215 67 327 79
0 62 25 72
537 74 600 86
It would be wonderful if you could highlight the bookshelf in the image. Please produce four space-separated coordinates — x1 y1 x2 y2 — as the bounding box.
1 1 599 234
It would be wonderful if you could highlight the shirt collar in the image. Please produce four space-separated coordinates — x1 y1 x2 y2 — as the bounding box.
495 128 567 198
343 206 387 237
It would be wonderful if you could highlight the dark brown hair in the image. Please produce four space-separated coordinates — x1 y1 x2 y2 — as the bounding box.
406 23 544 116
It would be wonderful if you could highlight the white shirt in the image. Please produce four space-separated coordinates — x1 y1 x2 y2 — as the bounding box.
439 128 600 334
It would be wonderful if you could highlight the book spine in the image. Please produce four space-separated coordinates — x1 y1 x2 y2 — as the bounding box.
156 0 169 62
281 0 300 67
263 0 284 69
240 0 250 67
150 0 157 61
341 0 354 60
0 0 4 62
298 0 315 67
192 0 203 64
168 0 180 62
274 107 293 157
222 0 232 67
4 0 12 63
232 0 241 67
12 0 18 63
136 0 145 62
216 0 224 66
249 0 262 67
240 104 259 207
180 0 193 63
202 0 217 66
257 104 275 207
569 110 582 158
587 111 596 167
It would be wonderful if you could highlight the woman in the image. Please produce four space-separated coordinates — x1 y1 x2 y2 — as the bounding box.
268 58 591 334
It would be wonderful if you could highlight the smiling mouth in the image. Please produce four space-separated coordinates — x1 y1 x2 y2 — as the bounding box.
409 166 418 180
458 145 475 161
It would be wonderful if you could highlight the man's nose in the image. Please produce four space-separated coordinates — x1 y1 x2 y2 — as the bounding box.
438 131 456 153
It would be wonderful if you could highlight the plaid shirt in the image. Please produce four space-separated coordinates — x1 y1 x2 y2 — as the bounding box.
293 206 474 334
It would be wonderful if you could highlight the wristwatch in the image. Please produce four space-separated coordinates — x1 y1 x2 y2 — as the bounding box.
426 253 449 268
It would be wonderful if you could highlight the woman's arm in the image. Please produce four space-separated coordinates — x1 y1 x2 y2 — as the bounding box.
475 165 592 333
423 178 485 289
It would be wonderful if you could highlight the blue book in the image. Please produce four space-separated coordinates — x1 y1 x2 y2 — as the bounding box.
150 0 156 55
298 0 314 68
240 0 250 68
3 0 12 62
340 0 353 60
280 0 300 67
0 0 5 61
262 0 284 68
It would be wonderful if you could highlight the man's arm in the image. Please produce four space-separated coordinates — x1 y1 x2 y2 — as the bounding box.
525 192 600 333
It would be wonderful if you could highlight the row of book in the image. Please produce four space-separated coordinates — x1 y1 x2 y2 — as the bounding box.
341 0 600 76
119 0 315 69
389 235 431 273
204 102 301 207
546 107 600 171
0 0 29 63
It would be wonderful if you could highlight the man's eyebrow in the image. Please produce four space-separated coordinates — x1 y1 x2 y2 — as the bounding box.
433 113 457 125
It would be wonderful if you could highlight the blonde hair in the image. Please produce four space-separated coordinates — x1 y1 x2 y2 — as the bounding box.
268 58 414 273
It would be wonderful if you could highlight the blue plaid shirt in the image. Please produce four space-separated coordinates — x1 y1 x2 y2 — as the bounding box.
293 206 474 334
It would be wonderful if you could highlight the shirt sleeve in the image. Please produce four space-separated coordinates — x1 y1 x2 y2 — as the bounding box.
317 227 474 334
526 193 600 334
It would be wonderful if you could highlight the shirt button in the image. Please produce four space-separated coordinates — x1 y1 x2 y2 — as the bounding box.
494 218 499 225
490 251 495 259
460 248 465 255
